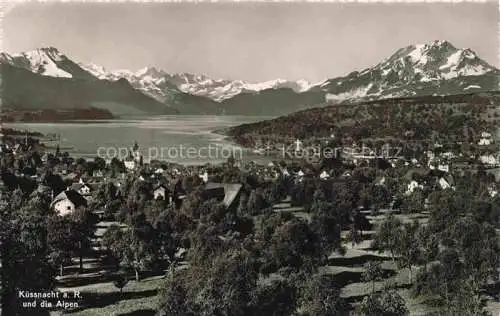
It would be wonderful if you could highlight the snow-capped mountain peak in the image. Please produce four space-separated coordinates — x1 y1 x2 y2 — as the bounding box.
384 40 494 81
320 40 499 103
78 62 109 79
2 47 73 78
135 66 167 78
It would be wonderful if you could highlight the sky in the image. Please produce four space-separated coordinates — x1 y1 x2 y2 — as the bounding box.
1 2 498 82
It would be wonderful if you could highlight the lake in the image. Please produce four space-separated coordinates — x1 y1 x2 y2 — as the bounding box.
5 115 274 165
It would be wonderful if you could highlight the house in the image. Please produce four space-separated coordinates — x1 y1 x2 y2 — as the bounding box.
12 143 22 155
428 156 447 170
124 156 136 170
70 179 92 197
438 176 454 190
63 172 79 183
201 183 226 201
154 167 165 175
50 190 87 216
201 182 243 209
340 170 352 179
451 157 473 170
479 154 498 166
404 168 427 195
124 144 141 171
481 131 492 138
440 151 455 159
437 164 449 173
375 176 386 186
222 184 243 209
281 168 290 177
478 138 492 146
93 170 104 178
199 171 209 183
487 184 498 198
478 132 493 146
319 170 330 180
153 184 169 200
406 180 423 195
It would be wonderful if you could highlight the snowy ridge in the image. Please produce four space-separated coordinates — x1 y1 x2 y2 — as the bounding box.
2 47 73 78
316 40 499 103
78 63 320 102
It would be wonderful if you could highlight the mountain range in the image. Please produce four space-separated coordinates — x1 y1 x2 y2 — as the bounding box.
0 40 498 118
79 63 319 102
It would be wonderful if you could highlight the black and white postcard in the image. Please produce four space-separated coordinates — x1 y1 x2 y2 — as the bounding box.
0 1 498 315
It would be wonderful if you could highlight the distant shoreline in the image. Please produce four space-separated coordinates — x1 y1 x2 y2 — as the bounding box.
0 108 116 123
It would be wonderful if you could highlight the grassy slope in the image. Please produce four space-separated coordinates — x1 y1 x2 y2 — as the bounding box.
62 276 162 316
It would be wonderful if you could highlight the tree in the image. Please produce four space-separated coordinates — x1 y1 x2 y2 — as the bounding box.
250 278 297 316
401 189 425 214
70 207 98 272
1 198 55 314
372 213 402 260
416 225 439 273
236 192 249 216
101 224 126 271
414 248 463 305
298 273 346 316
157 270 192 316
110 157 125 174
352 209 371 236
395 220 421 283
377 289 409 316
362 261 383 294
361 289 408 316
120 217 159 281
47 215 76 277
247 189 266 215
267 218 324 272
371 184 392 211
347 223 362 249
112 273 129 294
448 217 499 285
191 248 259 316
309 202 344 256
444 279 489 316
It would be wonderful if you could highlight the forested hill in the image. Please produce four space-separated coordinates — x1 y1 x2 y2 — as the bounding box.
226 92 500 147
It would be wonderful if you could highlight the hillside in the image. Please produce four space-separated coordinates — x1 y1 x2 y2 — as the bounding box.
226 91 500 147
217 88 326 116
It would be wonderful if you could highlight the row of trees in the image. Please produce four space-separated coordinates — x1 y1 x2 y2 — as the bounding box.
371 186 499 314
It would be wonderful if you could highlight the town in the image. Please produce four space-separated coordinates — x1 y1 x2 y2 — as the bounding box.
0 119 498 315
